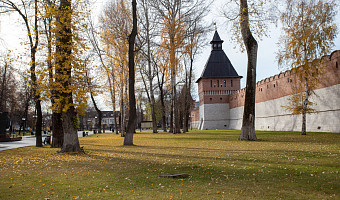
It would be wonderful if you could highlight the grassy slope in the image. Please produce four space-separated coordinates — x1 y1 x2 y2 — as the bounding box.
0 130 339 199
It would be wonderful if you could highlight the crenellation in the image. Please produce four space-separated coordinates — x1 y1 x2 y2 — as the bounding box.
226 50 340 109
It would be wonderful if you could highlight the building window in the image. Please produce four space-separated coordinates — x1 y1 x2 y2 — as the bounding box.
210 80 212 87
217 80 219 87
231 80 233 87
336 62 338 69
220 98 222 100
210 98 212 101
224 80 226 87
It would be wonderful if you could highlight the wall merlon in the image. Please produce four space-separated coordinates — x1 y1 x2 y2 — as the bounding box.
227 50 340 109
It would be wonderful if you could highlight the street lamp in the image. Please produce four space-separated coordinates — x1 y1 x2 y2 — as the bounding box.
87 119 91 130
33 115 37 135
22 118 26 136
94 116 98 134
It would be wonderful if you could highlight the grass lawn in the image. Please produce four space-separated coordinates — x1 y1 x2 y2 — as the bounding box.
0 130 339 199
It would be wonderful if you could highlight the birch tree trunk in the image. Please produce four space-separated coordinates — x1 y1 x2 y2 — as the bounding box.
301 78 308 135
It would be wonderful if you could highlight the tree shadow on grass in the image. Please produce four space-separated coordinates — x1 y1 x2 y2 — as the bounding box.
83 144 337 169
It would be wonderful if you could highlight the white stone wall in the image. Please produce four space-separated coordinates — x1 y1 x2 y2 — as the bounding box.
199 103 230 130
228 84 340 133
190 121 200 129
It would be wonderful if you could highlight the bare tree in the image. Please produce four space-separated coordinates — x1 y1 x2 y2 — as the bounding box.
138 0 159 133
222 0 276 140
238 0 258 140
0 0 43 146
182 5 209 133
124 0 137 145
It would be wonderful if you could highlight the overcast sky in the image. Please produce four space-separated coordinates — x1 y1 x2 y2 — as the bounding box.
1 0 339 108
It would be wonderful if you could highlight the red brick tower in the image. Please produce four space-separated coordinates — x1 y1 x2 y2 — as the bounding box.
196 30 242 130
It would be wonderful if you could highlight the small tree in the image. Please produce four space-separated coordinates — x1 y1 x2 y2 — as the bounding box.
100 0 131 136
277 0 338 135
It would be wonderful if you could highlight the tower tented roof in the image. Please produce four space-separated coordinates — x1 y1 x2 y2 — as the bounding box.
196 31 242 82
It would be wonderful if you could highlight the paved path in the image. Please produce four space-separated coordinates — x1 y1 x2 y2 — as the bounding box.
0 130 104 151
0 136 37 151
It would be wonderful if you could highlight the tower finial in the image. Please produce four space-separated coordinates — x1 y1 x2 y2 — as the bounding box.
213 22 217 31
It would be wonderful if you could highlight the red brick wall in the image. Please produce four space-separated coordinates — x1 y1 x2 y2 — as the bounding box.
229 50 340 109
198 77 241 105
190 107 200 122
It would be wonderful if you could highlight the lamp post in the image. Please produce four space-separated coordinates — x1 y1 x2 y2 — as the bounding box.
94 116 98 134
22 118 26 136
87 119 92 130
33 115 37 135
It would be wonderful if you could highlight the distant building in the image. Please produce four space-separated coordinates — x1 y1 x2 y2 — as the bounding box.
81 111 119 130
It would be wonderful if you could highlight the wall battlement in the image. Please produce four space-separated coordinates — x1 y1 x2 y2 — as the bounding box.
228 50 340 109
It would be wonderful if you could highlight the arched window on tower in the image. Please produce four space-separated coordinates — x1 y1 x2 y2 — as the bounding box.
231 80 233 87
224 80 226 87
217 80 219 87
210 80 212 87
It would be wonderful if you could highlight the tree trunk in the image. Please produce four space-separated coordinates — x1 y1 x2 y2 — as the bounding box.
30 0 42 147
31 49 42 147
142 0 158 133
120 99 125 137
90 93 102 133
108 70 118 135
46 17 64 148
124 0 137 145
61 106 82 152
35 100 43 147
0 62 7 111
57 0 82 153
51 112 63 147
114 111 118 134
301 78 308 135
239 0 257 141
159 77 167 132
169 106 173 133
183 57 193 133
